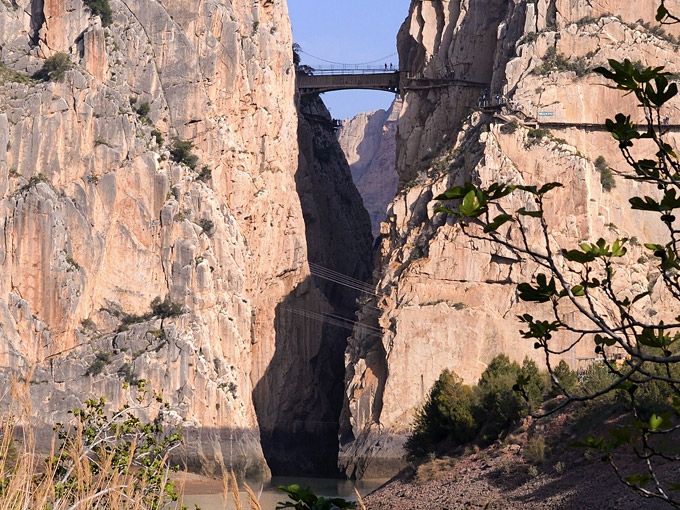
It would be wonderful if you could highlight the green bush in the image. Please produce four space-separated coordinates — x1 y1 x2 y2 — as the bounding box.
85 351 111 376
500 120 518 134
475 355 526 441
550 360 579 396
151 128 164 146
0 61 31 84
580 362 618 397
405 370 477 460
277 484 354 509
406 355 548 460
533 47 591 77
196 165 212 182
83 0 112 27
34 52 72 82
198 218 215 235
526 127 550 146
170 139 199 169
150 295 184 318
594 155 616 191
136 101 150 118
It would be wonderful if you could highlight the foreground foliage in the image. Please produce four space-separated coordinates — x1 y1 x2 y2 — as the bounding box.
277 484 357 510
0 381 182 509
433 4 680 505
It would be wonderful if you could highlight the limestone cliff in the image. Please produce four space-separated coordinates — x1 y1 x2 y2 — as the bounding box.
338 101 400 238
341 0 680 479
0 0 371 479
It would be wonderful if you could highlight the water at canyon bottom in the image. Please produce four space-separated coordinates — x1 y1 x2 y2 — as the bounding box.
181 476 387 510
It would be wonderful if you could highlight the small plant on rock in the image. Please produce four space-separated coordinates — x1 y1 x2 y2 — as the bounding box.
196 165 212 182
151 128 164 146
170 138 199 169
34 52 73 82
594 155 616 191
83 0 113 27
198 218 215 235
150 295 184 318
85 351 111 376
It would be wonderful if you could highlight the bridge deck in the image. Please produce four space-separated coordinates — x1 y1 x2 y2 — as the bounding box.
297 69 490 95
297 71 400 95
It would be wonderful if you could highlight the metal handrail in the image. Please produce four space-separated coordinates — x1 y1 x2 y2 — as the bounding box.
307 68 400 76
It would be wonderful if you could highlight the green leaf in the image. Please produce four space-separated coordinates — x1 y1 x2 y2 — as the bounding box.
625 473 652 487
594 334 617 347
517 274 557 303
570 285 585 297
636 327 671 349
517 207 542 218
562 249 597 264
459 189 484 217
434 206 457 215
538 182 564 194
649 414 664 431
435 185 471 200
483 213 513 233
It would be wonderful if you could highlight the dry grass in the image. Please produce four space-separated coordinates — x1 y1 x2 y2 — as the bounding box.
0 375 366 510
523 435 547 465
0 376 264 510
415 456 457 484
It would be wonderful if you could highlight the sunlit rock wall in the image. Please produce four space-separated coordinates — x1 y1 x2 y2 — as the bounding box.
341 0 680 479
0 0 306 479
338 100 400 237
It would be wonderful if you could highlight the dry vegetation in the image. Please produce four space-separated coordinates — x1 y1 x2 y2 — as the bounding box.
0 376 271 510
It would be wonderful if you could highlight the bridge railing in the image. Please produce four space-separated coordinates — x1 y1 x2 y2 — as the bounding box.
302 65 400 75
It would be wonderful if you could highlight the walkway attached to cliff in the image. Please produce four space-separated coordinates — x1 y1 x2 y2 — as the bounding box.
488 105 680 132
296 67 489 95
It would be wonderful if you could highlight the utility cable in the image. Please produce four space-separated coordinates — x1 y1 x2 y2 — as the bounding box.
299 49 398 67
282 307 383 338
309 263 375 293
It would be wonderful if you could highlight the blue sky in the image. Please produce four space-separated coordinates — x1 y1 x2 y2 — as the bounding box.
288 0 411 120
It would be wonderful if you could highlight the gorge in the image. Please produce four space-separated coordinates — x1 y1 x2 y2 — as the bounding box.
1 0 680 503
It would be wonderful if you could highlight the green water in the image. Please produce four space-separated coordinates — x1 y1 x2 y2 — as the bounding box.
182 476 386 510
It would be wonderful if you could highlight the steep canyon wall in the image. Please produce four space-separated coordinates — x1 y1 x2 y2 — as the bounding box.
0 0 371 479
341 0 680 479
338 101 400 237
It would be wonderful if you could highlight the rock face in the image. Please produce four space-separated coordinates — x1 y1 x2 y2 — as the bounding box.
338 101 400 237
340 0 680 479
253 94 372 476
0 0 371 479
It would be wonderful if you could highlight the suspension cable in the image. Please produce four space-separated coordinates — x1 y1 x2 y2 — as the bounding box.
299 49 398 67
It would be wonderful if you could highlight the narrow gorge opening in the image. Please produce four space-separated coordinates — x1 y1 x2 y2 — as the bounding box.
252 93 375 476
249 1 407 478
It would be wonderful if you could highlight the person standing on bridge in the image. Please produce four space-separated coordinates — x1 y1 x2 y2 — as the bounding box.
390 63 393 70
385 63 388 71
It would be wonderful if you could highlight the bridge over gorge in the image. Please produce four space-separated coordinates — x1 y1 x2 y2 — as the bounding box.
296 67 489 95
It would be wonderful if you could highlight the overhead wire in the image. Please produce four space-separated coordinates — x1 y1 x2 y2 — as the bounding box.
299 49 398 67
309 263 376 294
283 307 383 338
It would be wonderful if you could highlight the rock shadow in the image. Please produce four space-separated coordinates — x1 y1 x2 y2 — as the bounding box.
252 94 373 477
